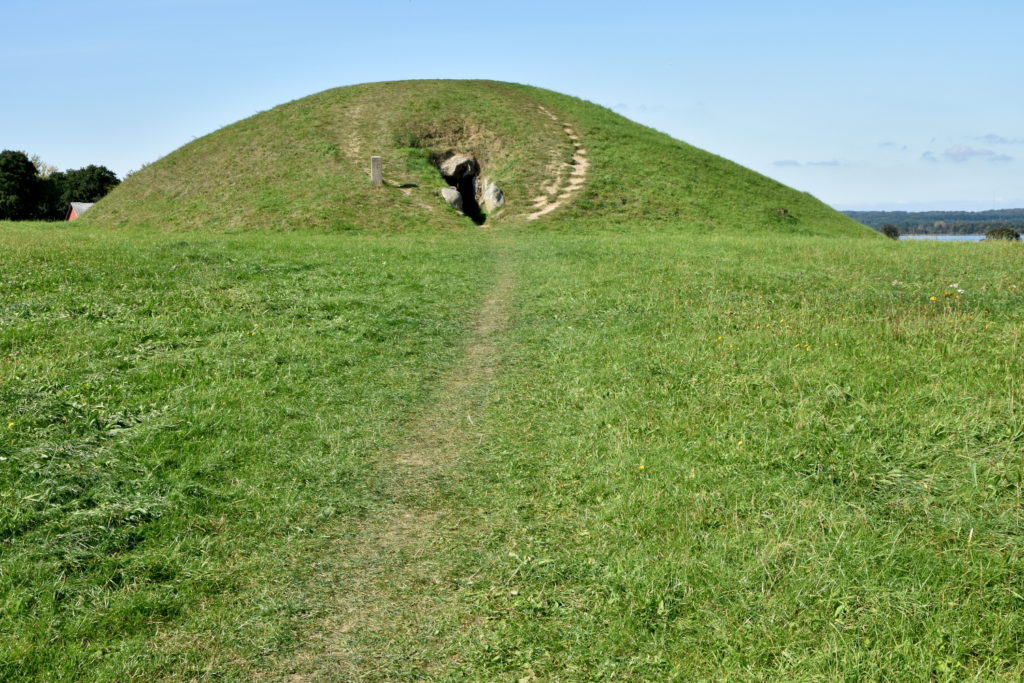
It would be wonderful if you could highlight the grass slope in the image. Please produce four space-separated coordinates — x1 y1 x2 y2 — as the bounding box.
85 80 869 236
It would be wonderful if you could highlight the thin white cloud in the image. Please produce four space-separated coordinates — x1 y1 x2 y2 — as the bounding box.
921 151 938 163
943 145 1014 163
978 134 1023 145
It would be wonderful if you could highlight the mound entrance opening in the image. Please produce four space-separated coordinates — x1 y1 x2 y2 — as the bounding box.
434 153 505 226
437 154 485 225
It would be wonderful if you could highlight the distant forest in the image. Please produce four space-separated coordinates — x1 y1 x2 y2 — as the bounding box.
844 209 1024 235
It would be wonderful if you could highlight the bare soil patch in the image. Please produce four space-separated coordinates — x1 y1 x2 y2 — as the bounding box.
527 107 589 220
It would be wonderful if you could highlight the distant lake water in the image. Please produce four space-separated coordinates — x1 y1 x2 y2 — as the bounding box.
901 234 986 242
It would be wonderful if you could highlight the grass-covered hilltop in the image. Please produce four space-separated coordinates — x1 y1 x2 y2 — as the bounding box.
4 81 1023 681
87 79 867 236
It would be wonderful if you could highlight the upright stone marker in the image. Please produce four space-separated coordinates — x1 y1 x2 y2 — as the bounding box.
370 156 383 185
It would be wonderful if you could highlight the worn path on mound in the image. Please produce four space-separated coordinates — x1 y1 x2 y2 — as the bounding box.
274 232 514 681
527 105 590 220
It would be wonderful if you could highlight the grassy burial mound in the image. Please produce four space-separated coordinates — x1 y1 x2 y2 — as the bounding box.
86 80 868 236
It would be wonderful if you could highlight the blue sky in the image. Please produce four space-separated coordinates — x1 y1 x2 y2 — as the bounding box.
4 0 1022 210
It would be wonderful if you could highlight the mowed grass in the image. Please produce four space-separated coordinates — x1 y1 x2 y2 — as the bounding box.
3 221 1023 679
432 229 1024 680
0 222 494 679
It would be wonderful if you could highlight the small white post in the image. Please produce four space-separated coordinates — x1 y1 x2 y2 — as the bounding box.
370 156 383 186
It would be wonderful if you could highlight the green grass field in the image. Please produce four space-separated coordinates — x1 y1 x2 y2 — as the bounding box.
0 222 495 678
2 220 1021 680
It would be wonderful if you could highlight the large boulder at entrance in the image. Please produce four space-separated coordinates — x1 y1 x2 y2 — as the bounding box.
439 154 478 180
440 186 463 212
481 180 505 212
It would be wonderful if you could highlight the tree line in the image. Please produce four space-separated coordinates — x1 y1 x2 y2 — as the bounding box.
0 150 120 221
845 209 1024 235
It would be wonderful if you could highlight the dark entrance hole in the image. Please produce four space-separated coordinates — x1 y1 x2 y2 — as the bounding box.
436 153 486 225
448 174 484 225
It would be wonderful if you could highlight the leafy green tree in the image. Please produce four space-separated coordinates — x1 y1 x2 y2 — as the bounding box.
984 226 1020 241
29 154 58 178
28 165 122 220
0 154 121 220
881 224 900 240
58 165 120 206
37 174 67 220
0 150 42 220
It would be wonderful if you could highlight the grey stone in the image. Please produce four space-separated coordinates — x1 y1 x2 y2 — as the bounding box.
439 154 478 180
481 181 505 212
370 156 382 185
440 187 463 212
